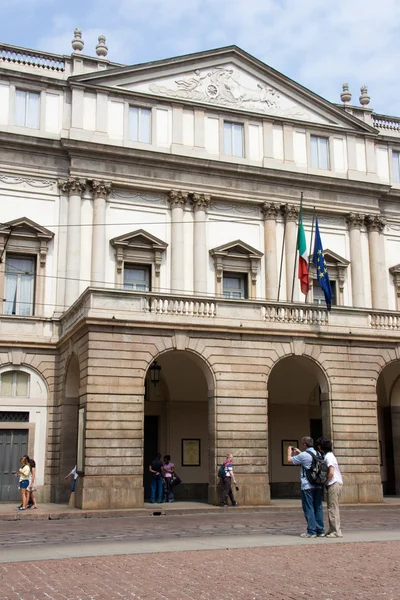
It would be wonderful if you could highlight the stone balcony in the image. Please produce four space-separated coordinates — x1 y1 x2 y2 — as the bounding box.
56 288 400 343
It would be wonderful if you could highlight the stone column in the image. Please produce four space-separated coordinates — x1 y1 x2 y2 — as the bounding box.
262 202 279 301
365 215 388 309
91 180 112 287
192 193 210 294
282 204 299 302
65 177 86 307
345 213 365 308
168 190 187 294
57 180 70 312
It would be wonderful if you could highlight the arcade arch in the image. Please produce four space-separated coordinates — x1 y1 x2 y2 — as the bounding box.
267 355 330 498
143 350 214 502
58 354 80 502
377 361 400 496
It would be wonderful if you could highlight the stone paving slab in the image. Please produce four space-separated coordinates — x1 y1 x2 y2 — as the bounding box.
1 541 400 599
1 498 399 521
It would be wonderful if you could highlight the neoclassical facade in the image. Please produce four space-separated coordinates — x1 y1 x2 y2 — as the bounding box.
0 31 399 508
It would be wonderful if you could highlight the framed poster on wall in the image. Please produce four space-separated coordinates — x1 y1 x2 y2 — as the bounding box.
182 439 201 466
282 440 298 466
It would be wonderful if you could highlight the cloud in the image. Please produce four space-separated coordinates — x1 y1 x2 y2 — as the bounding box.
1 0 399 114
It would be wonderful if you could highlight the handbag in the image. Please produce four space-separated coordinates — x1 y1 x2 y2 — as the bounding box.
170 473 182 486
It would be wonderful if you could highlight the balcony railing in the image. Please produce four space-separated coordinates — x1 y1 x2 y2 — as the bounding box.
0 43 65 72
373 114 400 135
55 288 400 340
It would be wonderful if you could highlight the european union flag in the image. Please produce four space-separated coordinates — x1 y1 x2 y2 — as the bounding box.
312 219 332 311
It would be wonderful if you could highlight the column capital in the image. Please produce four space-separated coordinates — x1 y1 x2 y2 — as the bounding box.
191 192 211 211
58 177 87 196
281 203 299 222
262 202 280 220
91 179 112 199
168 190 188 208
345 212 364 230
365 214 387 233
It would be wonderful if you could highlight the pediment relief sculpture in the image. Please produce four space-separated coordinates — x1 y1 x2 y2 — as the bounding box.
127 64 330 124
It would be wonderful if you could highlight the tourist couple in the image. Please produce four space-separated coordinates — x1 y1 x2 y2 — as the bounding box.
149 453 176 503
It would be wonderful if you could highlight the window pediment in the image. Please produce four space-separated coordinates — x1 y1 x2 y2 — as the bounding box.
0 217 54 242
110 229 168 251
110 229 167 279
210 239 263 260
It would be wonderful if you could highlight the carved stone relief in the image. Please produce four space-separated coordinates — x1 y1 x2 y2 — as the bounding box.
110 189 168 206
0 174 57 192
128 64 329 123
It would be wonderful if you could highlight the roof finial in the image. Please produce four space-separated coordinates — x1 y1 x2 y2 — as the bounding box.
71 28 84 53
96 35 108 58
359 85 370 106
340 83 352 104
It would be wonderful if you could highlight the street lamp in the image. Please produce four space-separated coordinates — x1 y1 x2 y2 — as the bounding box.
149 360 161 386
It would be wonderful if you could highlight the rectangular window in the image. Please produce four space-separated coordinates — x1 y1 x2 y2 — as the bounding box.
223 121 244 157
222 272 248 299
393 151 400 183
128 106 151 143
15 90 40 128
3 255 36 316
310 135 329 169
123 264 151 291
313 280 336 306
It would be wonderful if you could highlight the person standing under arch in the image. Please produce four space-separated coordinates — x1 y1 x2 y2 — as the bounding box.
316 436 343 538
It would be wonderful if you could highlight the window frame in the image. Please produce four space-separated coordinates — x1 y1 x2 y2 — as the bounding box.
123 263 151 292
4 253 36 317
128 105 152 144
0 217 54 318
222 271 248 299
312 279 337 307
14 88 40 129
310 134 330 170
223 120 245 158
0 370 30 398
392 149 400 183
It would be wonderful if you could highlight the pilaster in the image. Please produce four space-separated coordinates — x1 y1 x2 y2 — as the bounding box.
345 212 366 308
168 190 188 293
262 202 279 300
62 177 87 307
365 215 388 309
192 192 210 294
282 204 299 302
91 180 112 287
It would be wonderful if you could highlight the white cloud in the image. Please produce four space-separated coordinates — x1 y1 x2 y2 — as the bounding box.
6 0 400 114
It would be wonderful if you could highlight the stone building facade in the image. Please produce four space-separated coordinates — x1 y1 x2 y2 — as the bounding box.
0 31 399 508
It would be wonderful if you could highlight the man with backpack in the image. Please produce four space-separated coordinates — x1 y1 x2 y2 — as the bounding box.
287 436 326 538
218 453 238 507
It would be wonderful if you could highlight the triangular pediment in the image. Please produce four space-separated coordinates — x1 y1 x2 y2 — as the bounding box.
0 217 54 240
210 239 263 259
110 229 167 250
73 46 375 132
389 263 400 274
320 249 349 266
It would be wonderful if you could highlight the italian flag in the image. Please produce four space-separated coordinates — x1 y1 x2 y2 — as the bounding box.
297 210 309 295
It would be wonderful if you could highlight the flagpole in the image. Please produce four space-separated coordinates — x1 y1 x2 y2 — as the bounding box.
305 206 316 304
290 192 303 303
277 204 287 302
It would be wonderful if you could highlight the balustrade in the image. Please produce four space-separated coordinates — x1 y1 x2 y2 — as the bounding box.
0 44 65 72
372 114 400 135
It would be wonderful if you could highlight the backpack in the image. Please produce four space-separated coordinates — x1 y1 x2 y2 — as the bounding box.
304 450 328 486
218 463 227 478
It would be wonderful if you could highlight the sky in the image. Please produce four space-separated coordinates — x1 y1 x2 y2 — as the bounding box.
0 0 398 115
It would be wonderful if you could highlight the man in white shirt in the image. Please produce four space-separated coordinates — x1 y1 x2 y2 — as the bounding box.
316 437 343 538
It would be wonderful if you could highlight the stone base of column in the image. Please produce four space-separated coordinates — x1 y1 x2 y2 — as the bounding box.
209 475 271 506
341 474 383 503
75 475 144 509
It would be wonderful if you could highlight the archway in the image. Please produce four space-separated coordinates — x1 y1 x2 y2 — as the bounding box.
267 355 330 498
58 354 80 502
377 361 400 496
143 350 214 503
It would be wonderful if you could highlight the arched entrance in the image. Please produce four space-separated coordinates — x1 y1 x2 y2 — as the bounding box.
58 354 80 502
268 355 330 498
143 350 213 503
377 361 400 496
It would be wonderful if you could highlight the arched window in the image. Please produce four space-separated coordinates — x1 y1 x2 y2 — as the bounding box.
0 371 30 397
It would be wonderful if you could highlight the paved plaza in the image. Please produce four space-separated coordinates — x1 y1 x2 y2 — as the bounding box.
1 505 400 599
